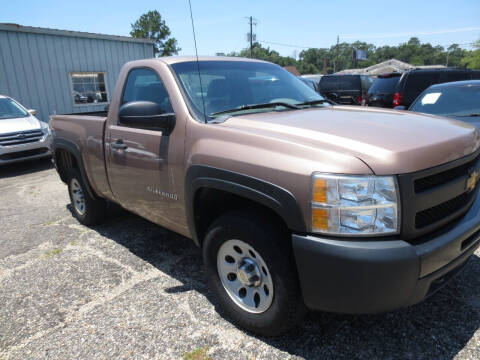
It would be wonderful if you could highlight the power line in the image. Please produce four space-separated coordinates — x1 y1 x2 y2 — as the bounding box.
341 27 480 39
258 40 312 49
258 39 476 51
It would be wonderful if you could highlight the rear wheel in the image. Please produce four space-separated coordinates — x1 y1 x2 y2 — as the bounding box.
203 211 306 336
67 168 106 225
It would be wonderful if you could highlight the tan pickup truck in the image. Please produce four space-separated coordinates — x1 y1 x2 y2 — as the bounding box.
51 56 480 336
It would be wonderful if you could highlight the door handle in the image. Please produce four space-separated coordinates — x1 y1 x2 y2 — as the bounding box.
111 139 128 150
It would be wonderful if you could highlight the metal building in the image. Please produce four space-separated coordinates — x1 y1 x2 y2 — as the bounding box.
0 23 155 123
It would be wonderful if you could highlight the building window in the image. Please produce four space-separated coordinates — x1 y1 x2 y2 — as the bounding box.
70 72 108 105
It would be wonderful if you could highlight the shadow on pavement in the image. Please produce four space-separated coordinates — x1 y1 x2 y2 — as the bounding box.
0 157 53 179
85 208 480 359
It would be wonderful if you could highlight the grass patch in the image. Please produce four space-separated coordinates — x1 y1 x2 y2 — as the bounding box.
44 248 62 257
70 240 77 246
183 347 210 360
43 220 55 226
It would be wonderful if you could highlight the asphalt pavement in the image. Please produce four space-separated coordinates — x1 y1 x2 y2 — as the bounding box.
1 159 479 359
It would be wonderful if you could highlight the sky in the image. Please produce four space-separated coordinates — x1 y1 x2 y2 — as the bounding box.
1 0 480 57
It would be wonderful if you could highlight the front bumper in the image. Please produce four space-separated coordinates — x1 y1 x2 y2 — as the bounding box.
0 135 51 165
292 192 480 314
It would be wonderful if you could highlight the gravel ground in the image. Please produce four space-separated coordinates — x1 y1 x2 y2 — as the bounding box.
1 159 480 360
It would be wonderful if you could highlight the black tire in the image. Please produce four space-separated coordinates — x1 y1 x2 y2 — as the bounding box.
203 210 306 336
67 168 106 226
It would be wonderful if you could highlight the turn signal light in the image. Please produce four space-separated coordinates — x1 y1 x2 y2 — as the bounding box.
313 178 328 203
312 208 329 230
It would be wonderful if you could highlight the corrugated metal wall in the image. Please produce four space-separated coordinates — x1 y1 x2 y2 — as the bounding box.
0 29 154 122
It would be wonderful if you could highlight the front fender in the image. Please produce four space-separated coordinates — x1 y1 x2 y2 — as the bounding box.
185 165 307 245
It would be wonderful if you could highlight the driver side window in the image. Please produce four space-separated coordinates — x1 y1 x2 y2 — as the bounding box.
122 68 173 114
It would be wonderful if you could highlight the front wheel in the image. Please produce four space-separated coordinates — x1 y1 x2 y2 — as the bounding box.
203 211 306 336
67 168 106 226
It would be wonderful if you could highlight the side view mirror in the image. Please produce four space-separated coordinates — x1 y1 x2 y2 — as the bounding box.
28 109 37 116
118 101 175 134
394 106 406 111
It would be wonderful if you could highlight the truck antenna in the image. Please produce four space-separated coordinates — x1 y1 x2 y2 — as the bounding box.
188 0 207 123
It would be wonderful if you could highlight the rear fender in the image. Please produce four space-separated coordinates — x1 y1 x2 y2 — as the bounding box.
53 137 97 199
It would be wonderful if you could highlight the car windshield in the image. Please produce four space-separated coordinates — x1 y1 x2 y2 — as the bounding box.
410 85 480 120
0 98 29 120
368 75 401 93
171 61 324 120
319 75 361 91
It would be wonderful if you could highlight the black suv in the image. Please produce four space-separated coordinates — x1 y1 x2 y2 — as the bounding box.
367 68 480 108
318 75 374 105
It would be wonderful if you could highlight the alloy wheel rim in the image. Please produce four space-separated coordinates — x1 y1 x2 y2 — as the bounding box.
70 178 86 215
217 239 274 313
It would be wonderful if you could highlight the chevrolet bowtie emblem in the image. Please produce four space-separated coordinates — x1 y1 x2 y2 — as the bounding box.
466 169 480 193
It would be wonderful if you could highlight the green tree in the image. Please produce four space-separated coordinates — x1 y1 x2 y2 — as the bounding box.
225 36 478 74
229 42 297 67
446 44 467 67
461 39 480 69
130 10 180 56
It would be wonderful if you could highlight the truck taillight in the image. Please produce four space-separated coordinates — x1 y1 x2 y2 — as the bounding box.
393 92 403 107
356 95 363 103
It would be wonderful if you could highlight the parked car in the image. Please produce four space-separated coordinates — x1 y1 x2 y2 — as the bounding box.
51 57 480 336
368 68 480 109
301 74 322 85
73 91 88 104
0 95 51 164
407 80 480 127
318 74 374 105
366 72 403 108
298 76 319 92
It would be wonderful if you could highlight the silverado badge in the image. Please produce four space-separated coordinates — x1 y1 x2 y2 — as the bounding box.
466 169 480 193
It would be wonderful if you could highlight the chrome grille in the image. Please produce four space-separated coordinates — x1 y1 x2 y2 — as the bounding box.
0 130 44 146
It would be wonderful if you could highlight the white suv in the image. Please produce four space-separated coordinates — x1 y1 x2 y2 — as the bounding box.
0 95 51 164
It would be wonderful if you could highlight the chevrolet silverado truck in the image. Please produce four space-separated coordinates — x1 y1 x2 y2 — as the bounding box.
51 57 480 336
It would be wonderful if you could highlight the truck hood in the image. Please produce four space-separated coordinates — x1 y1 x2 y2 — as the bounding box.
0 116 41 134
219 106 480 175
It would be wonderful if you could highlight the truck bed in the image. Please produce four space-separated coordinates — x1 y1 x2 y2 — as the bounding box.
50 113 111 198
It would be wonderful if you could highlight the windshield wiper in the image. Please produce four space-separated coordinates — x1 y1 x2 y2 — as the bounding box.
210 102 300 117
296 99 336 106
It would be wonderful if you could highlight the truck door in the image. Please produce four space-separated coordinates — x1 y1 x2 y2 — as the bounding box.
105 67 184 233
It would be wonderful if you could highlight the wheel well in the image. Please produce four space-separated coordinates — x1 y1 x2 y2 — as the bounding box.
55 148 78 183
193 187 289 246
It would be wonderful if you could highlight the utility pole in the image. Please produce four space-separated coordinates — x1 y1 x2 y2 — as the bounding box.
245 16 257 58
250 16 253 58
334 35 339 73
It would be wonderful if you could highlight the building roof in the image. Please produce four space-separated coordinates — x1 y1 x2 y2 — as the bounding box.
0 23 155 44
283 66 301 76
336 59 446 76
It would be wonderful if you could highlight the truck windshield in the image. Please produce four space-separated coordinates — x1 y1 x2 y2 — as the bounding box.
0 98 29 119
170 61 324 120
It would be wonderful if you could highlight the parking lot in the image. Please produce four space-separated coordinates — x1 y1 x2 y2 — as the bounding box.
0 159 479 360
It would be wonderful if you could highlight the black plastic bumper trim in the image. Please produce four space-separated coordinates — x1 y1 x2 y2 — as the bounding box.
292 194 480 314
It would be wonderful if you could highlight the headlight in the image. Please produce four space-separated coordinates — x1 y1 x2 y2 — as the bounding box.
41 122 51 136
311 173 399 236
